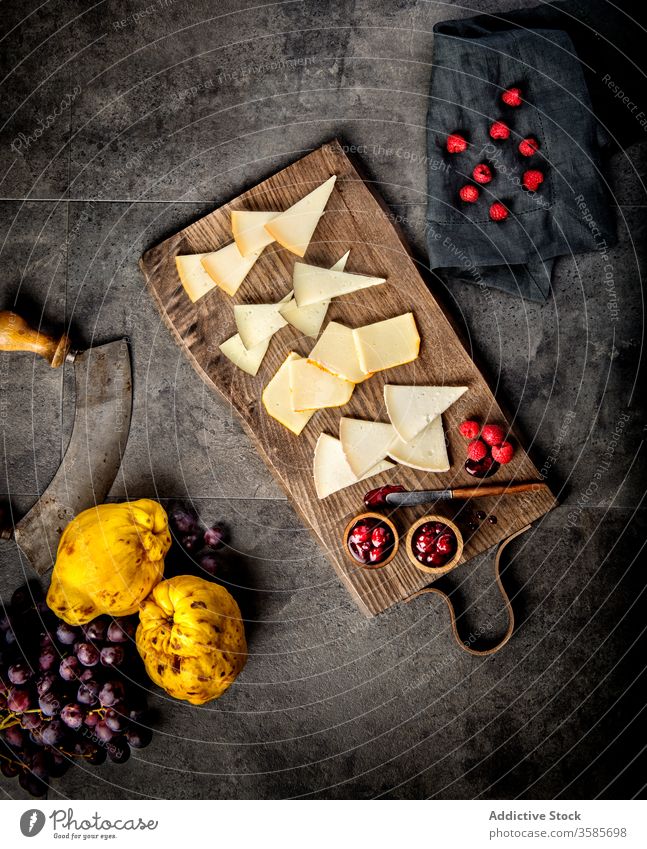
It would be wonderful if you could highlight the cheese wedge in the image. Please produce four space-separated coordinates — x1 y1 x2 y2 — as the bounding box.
279 251 349 338
231 210 278 257
339 418 399 479
293 262 386 307
313 433 395 499
264 176 336 257
175 254 216 303
201 243 261 297
262 353 314 435
308 321 370 384
219 333 270 377
353 313 420 375
288 358 354 412
384 384 468 442
388 415 450 472
234 303 287 350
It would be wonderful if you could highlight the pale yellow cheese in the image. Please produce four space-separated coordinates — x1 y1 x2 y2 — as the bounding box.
201 242 261 297
262 353 314 435
231 210 278 257
264 176 336 257
288 358 354 412
234 303 287 350
352 313 420 375
293 262 386 307
278 251 349 338
339 418 399 479
308 321 370 384
175 254 216 303
388 415 449 472
384 384 468 442
219 334 269 377
313 433 395 499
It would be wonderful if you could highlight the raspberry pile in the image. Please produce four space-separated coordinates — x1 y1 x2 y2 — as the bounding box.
458 419 515 477
448 85 544 220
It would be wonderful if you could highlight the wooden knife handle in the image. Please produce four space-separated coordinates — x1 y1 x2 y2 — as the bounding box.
0 311 72 368
452 482 548 499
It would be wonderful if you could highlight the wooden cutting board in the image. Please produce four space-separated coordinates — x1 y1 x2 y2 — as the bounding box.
140 139 555 617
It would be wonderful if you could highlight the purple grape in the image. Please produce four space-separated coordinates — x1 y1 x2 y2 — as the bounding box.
30 750 49 781
86 743 107 766
84 618 108 641
60 702 85 731
107 618 135 643
19 770 48 797
38 647 57 672
48 749 71 778
79 668 94 682
1 759 19 778
4 724 26 747
100 645 124 668
95 720 115 743
203 524 225 549
21 712 43 731
125 726 152 749
0 612 11 632
84 711 99 728
77 678 100 706
7 687 32 713
56 622 79 645
39 631 55 648
11 585 33 612
7 662 33 685
59 656 81 681
75 642 99 667
38 691 61 717
128 705 149 724
104 707 125 732
107 735 130 764
182 532 200 551
41 719 65 746
198 552 219 575
36 672 57 697
98 680 125 707
169 505 198 535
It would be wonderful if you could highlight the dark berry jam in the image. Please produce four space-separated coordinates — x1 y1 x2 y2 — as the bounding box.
363 484 406 509
347 517 395 566
411 521 457 568
464 455 500 478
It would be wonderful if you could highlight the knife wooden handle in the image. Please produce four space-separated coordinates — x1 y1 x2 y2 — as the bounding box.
0 311 72 368
451 482 548 499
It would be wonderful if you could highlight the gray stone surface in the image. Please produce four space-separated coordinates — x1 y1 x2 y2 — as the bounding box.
0 0 645 800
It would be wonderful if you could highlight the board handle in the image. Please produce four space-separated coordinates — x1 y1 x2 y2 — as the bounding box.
405 524 531 656
0 311 72 368
452 481 548 500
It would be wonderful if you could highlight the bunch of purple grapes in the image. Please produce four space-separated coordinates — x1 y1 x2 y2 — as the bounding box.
0 582 153 797
168 502 227 577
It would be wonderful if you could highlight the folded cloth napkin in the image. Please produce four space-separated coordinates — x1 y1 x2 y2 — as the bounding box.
426 6 619 301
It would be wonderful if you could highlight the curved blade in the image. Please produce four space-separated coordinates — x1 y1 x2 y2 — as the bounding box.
13 339 132 575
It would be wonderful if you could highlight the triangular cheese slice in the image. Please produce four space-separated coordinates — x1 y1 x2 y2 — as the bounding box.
264 176 336 257
384 384 468 442
293 262 386 307
201 243 261 297
279 251 349 338
314 433 394 499
308 321 370 384
175 255 216 303
288 358 354 412
231 210 278 257
388 415 449 472
339 418 399 478
219 333 269 377
234 303 287 350
353 313 420 374
262 353 314 435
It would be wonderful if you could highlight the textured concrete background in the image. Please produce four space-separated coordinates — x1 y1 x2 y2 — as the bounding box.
0 0 645 799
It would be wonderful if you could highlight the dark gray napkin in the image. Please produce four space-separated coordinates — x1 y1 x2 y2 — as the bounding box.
426 12 617 301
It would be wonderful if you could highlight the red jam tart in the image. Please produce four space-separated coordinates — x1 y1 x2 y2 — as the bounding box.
345 513 398 568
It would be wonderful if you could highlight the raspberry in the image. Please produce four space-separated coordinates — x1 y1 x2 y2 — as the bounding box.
467 439 488 461
459 420 480 439
459 185 479 203
491 441 515 464
446 133 468 153
519 137 539 157
472 163 492 184
501 87 523 107
489 202 508 221
523 169 544 191
489 121 511 140
481 424 505 446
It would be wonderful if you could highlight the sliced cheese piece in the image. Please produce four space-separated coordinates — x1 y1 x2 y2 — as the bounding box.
262 353 314 435
231 210 278 257
264 176 336 257
288 358 354 412
339 418 399 479
175 254 216 303
388 415 449 472
234 303 287 350
313 433 395 499
201 243 261 297
308 321 370 384
219 333 269 377
353 313 420 375
279 250 350 339
384 384 468 443
293 262 386 307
